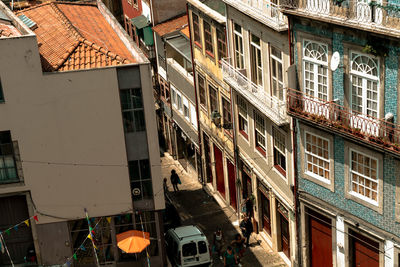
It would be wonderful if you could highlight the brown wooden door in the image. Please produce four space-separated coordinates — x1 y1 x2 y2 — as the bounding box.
203 134 212 183
261 193 271 235
280 213 290 258
242 170 252 199
351 231 379 267
227 160 237 210
213 144 225 198
309 211 332 267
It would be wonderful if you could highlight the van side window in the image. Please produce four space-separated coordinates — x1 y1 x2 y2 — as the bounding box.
198 241 207 254
182 242 197 257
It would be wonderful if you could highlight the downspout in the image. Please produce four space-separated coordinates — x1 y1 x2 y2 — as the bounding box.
186 2 205 186
288 17 301 266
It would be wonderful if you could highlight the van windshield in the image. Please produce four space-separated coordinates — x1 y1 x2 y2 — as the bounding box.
182 242 197 257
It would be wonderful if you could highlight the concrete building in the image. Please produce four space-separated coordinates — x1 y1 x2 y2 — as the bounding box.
152 15 201 176
0 1 165 265
282 0 400 266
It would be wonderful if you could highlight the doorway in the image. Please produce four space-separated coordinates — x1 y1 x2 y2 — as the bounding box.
213 144 225 198
227 160 237 210
308 209 332 267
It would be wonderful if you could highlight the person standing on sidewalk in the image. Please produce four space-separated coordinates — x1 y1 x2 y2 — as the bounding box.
223 246 238 267
213 227 225 260
240 215 253 247
170 169 180 192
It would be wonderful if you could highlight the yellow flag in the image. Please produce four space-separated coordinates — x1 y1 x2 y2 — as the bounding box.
106 217 112 224
93 244 97 250
24 220 30 227
87 233 92 240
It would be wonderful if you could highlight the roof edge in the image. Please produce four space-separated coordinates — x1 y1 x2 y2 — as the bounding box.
188 0 226 24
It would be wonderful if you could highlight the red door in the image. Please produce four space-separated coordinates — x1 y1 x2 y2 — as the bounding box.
261 193 271 235
227 160 237 210
351 231 379 267
309 210 333 267
280 213 290 258
213 144 225 198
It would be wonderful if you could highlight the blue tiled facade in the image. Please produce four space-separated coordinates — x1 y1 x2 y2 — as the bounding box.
293 22 400 236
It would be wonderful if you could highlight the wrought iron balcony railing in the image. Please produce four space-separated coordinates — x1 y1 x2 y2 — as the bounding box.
223 0 288 31
222 58 287 126
281 0 400 36
287 88 400 155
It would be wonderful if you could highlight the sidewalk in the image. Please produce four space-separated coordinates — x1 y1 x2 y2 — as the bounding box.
161 153 286 267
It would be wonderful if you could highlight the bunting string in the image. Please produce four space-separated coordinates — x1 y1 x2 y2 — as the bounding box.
84 209 100 267
0 232 15 267
0 215 37 237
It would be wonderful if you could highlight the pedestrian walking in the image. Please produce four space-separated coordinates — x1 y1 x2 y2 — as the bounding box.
231 233 245 259
170 169 180 192
213 227 224 260
241 197 253 218
239 215 253 247
223 246 238 267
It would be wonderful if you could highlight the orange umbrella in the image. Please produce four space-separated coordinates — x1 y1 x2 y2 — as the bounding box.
116 230 150 253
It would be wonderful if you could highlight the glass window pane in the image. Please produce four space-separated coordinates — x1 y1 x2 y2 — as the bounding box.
134 110 146 132
123 112 134 132
140 159 151 179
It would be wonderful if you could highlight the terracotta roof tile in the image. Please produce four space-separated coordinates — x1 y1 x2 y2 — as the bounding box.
152 15 188 37
16 2 135 71
180 25 189 39
0 23 21 38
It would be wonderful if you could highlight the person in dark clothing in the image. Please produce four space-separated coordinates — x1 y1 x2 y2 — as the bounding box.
239 215 253 247
244 197 253 217
170 169 180 192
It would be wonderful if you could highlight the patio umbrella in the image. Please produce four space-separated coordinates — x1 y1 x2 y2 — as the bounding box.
116 230 150 253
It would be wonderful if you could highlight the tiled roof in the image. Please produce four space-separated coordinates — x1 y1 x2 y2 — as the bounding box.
180 25 189 39
16 2 134 71
152 15 188 37
0 23 21 38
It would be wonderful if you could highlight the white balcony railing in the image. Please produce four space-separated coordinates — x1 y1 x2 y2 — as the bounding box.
221 58 287 126
223 0 288 31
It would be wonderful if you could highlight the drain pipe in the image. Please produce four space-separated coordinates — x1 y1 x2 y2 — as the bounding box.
186 2 205 186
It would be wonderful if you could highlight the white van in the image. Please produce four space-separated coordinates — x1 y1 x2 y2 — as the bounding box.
165 225 212 267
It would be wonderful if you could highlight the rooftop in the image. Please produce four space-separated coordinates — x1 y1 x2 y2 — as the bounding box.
152 14 188 37
0 7 21 38
172 225 203 239
202 0 225 16
15 2 136 72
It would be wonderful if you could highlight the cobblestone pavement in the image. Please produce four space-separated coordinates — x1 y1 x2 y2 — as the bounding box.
161 153 286 267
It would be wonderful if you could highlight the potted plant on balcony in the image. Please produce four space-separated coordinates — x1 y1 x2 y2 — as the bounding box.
351 128 364 138
368 135 385 145
392 143 400 152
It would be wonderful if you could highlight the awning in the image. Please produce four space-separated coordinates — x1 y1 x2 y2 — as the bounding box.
166 35 191 63
131 15 150 30
143 26 154 46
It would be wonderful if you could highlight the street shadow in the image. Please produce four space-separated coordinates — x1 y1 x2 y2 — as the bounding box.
167 189 273 267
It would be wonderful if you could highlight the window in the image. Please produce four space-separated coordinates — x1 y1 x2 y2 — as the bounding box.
271 46 284 100
0 131 18 183
198 241 208 254
209 84 218 113
171 87 177 107
273 127 286 175
204 21 213 56
350 53 379 117
305 132 330 182
190 103 198 130
128 159 153 200
192 13 201 46
222 98 232 130
250 33 263 86
237 96 248 137
182 243 197 257
183 96 190 122
350 150 378 203
303 40 328 100
120 88 146 133
198 74 207 108
254 111 266 153
176 91 183 113
217 28 226 62
234 23 244 69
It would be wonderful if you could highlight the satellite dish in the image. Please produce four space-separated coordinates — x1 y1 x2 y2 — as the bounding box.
330 51 340 71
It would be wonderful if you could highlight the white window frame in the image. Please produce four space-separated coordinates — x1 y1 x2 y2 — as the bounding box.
171 86 177 108
270 45 284 101
272 127 287 178
182 96 190 122
302 40 329 101
350 51 379 118
304 131 331 184
233 22 244 69
349 149 379 206
254 110 266 153
250 33 263 87
190 103 198 130
176 91 183 114
237 96 248 136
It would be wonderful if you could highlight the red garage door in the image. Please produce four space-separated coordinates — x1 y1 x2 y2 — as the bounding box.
351 231 379 267
227 160 236 210
309 209 333 267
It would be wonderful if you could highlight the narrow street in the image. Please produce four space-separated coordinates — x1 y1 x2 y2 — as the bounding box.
161 154 286 267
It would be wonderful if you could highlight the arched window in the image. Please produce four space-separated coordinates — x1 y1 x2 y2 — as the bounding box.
303 40 329 100
350 53 379 117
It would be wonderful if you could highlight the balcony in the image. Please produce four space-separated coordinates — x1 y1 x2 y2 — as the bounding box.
223 0 288 31
139 39 155 60
287 88 400 156
222 58 288 126
281 0 400 37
